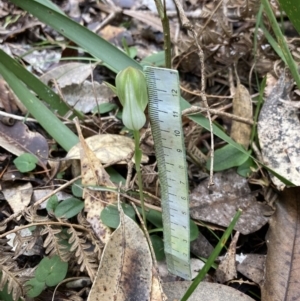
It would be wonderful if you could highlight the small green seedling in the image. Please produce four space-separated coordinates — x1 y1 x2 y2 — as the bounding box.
13 153 38 172
26 255 68 298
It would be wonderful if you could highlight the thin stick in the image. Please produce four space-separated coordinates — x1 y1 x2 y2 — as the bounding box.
182 106 254 125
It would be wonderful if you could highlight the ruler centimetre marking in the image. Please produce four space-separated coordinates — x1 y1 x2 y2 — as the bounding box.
144 66 191 280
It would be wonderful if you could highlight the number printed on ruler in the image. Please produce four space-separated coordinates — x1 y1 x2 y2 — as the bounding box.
144 66 191 280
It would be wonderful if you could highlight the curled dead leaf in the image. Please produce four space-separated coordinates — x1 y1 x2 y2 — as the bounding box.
231 84 252 149
66 134 149 165
87 212 153 301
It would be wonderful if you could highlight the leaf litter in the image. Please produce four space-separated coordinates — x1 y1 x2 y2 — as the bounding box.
258 72 300 190
1 0 300 300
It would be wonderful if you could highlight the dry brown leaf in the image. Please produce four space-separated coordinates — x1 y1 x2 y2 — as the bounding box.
190 169 269 234
0 121 48 167
162 281 255 301
62 81 114 113
66 134 148 165
75 121 116 243
215 231 239 283
261 187 300 301
2 182 32 215
151 267 166 301
230 84 252 149
237 254 265 285
87 211 153 301
258 73 300 190
40 62 96 87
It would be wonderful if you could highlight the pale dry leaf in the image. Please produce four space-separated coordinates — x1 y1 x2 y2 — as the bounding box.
151 267 166 301
2 182 32 215
231 84 252 149
261 187 300 301
66 134 149 165
62 81 114 113
87 213 153 301
215 231 239 283
75 121 116 243
6 227 43 257
258 73 300 190
40 62 96 87
236 254 265 285
190 169 269 234
162 281 255 301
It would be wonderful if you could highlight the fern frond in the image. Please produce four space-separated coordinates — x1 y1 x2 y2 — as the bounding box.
0 254 24 301
24 206 50 223
41 226 72 261
67 227 98 281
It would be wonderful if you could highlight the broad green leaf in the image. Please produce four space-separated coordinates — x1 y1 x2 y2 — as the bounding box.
25 278 45 298
237 157 256 178
100 203 136 229
206 144 250 171
278 0 300 35
0 49 83 119
141 51 165 67
150 235 165 261
54 197 84 219
92 103 118 114
46 195 59 214
71 179 83 198
13 153 38 172
190 220 199 242
0 62 79 151
35 255 68 287
106 167 126 185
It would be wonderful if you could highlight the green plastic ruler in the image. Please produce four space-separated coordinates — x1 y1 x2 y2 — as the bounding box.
144 66 191 280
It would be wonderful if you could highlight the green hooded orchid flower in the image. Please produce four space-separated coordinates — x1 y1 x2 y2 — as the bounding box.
116 67 148 131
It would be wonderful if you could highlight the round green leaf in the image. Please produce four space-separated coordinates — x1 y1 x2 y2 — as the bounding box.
46 195 59 214
35 255 68 287
190 220 199 242
92 102 118 114
150 235 165 261
25 278 45 298
13 153 38 172
71 179 83 198
54 197 84 219
100 203 136 229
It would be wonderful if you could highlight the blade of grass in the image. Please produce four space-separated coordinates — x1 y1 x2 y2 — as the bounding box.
259 21 287 64
262 0 300 89
0 49 83 119
180 209 242 301
0 62 79 151
9 0 140 73
278 0 300 35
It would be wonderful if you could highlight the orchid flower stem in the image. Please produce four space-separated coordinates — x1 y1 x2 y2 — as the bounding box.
133 130 147 226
